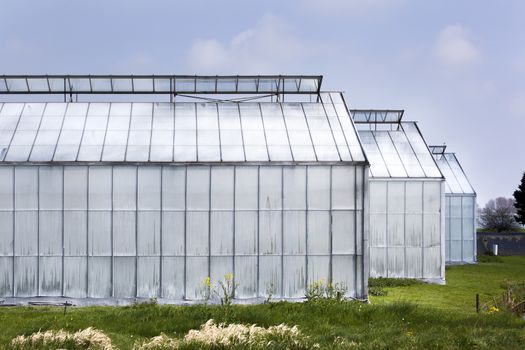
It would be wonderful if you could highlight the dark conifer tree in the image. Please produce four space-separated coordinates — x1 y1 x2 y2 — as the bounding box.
513 172 525 225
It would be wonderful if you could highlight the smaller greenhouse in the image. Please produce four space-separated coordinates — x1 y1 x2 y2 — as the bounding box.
351 110 445 283
430 146 476 264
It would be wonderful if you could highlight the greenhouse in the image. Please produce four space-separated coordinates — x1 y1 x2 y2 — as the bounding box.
351 110 445 283
0 75 369 304
430 146 476 264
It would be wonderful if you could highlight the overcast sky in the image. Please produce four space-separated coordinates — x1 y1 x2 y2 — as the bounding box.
1 0 524 205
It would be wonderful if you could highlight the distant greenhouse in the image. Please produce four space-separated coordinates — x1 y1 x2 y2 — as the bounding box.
0 75 369 304
352 110 445 283
430 146 476 264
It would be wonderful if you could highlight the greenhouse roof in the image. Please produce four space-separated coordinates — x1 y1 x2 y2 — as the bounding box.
356 122 442 178
0 75 322 95
0 94 365 163
430 147 475 195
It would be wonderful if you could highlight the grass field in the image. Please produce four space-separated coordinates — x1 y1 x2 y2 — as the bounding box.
1 256 524 349
371 256 525 312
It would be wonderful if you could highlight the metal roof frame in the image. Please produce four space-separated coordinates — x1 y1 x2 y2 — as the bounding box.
0 75 323 96
350 109 404 124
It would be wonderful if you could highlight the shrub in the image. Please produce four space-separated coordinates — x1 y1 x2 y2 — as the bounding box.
478 197 520 232
369 277 422 288
11 327 113 350
305 279 348 301
213 273 237 307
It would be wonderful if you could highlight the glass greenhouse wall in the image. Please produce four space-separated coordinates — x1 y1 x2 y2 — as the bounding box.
0 83 369 304
430 146 476 263
352 111 445 283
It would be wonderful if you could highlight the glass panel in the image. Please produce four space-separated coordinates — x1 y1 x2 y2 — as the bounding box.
132 103 153 116
34 130 60 145
435 155 462 193
88 103 110 116
283 78 299 92
196 104 220 161
65 103 89 117
389 131 425 177
5 146 31 161
402 123 441 177
175 78 195 92
374 132 407 177
174 104 196 161
40 116 64 130
132 78 154 92
153 103 174 130
260 103 291 161
0 103 24 117
216 78 236 92
5 78 28 92
17 116 41 130
196 78 216 92
329 93 364 161
104 130 128 145
21 103 46 117
237 78 256 92
307 166 330 209
151 130 173 146
111 78 132 92
445 154 475 194
218 104 244 162
90 78 112 92
299 78 318 92
29 146 55 161
11 130 37 145
69 78 91 92
149 146 172 162
47 78 64 92
125 145 149 161
77 145 102 161
358 131 389 177
258 79 278 92
153 78 171 92
101 145 125 161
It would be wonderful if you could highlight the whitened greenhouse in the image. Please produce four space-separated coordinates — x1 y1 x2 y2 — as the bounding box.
430 146 476 264
351 110 445 283
0 75 369 304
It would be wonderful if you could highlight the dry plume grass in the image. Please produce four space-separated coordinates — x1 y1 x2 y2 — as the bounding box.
135 319 316 349
10 327 113 350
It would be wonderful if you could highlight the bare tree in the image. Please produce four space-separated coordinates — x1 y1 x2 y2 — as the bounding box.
478 197 520 232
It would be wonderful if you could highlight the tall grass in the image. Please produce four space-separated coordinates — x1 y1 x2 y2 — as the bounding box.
2 300 524 349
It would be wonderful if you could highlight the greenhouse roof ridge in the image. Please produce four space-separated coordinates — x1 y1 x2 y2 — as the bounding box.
350 109 404 124
0 74 323 96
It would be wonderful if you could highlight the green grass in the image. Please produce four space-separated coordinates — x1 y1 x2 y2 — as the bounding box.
0 257 524 349
370 256 525 312
477 227 525 233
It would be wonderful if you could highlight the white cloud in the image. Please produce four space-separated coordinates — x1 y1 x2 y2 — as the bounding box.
300 0 404 16
186 15 308 73
435 24 480 65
